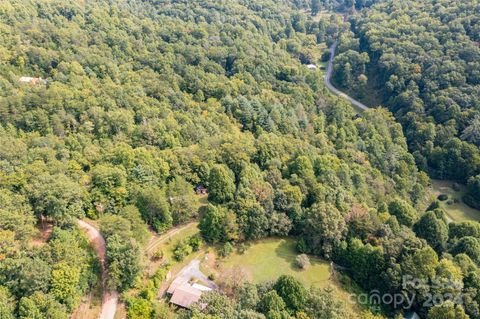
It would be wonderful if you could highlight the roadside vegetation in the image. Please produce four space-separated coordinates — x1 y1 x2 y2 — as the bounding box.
332 0 480 209
1 0 480 319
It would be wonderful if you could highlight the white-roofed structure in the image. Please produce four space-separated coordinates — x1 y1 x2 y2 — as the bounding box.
19 76 46 85
191 283 212 292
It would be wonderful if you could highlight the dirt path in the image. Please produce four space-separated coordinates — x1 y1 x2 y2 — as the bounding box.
324 41 369 111
77 220 118 319
145 222 197 254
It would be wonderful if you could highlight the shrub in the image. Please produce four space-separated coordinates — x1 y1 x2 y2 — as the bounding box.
452 183 461 192
151 249 163 261
447 200 454 205
295 254 311 270
219 242 234 257
126 297 152 319
188 235 203 252
151 265 170 288
438 194 448 201
208 273 215 281
173 240 193 261
139 281 155 301
237 243 247 254
427 201 440 211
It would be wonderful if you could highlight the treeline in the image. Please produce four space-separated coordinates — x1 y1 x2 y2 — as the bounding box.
332 0 480 207
182 275 383 319
0 0 471 318
0 0 398 317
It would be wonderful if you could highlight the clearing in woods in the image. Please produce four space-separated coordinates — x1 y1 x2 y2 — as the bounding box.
430 179 480 222
219 237 331 286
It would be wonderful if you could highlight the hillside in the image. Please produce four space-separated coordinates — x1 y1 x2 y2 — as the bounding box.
0 1 478 319
332 0 480 208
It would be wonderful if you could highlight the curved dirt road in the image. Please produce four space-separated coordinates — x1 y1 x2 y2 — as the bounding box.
145 222 198 254
324 41 369 111
77 220 118 319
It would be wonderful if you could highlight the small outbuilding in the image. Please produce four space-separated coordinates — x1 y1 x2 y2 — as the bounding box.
306 64 317 70
19 76 46 85
195 185 208 195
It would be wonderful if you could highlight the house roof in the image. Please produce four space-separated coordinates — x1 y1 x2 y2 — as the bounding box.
167 276 189 294
19 76 35 82
19 76 46 84
170 283 203 309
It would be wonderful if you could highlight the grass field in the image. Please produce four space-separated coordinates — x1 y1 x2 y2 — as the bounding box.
216 238 364 315
147 230 369 317
220 237 331 287
430 179 480 222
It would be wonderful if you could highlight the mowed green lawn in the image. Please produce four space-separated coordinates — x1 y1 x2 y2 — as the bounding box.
220 237 331 287
430 179 480 222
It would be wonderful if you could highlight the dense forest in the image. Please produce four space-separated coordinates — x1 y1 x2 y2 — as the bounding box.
0 0 479 318
294 0 382 13
332 0 480 208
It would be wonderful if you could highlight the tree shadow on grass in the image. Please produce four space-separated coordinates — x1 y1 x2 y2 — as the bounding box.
273 238 302 272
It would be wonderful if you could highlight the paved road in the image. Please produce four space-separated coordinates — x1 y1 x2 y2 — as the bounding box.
77 220 118 319
324 41 369 111
176 259 218 290
160 257 217 298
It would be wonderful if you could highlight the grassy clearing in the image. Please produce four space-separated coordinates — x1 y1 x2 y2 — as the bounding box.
145 222 200 275
140 220 369 316
301 9 342 22
219 238 331 286
216 237 364 315
430 179 480 222
145 227 369 317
